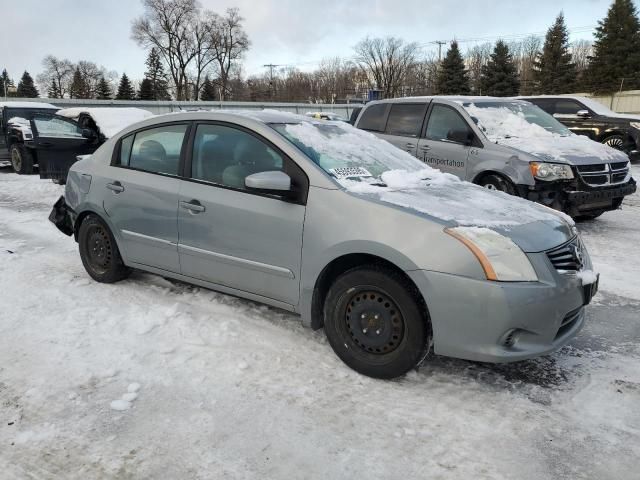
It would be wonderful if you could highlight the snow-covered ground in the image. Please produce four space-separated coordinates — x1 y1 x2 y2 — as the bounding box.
1 166 639 479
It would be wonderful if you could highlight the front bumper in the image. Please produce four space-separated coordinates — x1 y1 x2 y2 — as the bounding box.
521 178 636 216
408 266 595 363
49 196 75 236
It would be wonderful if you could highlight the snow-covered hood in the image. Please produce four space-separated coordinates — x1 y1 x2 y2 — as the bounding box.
342 169 575 252
56 107 154 138
7 117 33 138
496 133 629 165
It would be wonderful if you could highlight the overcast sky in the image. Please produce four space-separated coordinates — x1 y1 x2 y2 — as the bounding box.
1 0 635 87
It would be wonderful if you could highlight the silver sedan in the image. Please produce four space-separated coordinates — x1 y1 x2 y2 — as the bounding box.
50 111 598 379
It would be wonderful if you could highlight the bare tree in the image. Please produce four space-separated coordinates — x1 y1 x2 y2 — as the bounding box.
77 61 118 98
466 43 492 94
354 36 420 98
571 40 593 74
37 55 74 98
516 35 543 95
131 0 200 100
208 8 250 101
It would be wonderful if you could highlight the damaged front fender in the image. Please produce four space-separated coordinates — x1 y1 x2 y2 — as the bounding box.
49 196 75 237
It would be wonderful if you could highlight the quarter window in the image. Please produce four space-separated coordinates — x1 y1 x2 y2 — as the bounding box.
425 105 472 143
123 124 188 176
384 104 427 137
191 124 284 190
357 103 388 132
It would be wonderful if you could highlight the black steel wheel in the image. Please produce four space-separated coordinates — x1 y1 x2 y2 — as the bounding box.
478 173 516 195
324 266 431 379
78 214 131 283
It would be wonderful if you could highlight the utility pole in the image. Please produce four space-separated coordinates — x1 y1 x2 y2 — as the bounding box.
263 64 281 99
433 41 447 62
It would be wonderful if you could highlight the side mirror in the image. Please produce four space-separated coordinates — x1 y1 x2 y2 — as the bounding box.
447 129 473 146
576 109 591 118
245 170 292 195
81 128 96 140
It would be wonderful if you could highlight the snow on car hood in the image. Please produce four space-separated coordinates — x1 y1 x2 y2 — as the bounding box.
465 104 629 165
341 169 575 252
56 107 154 138
7 117 33 137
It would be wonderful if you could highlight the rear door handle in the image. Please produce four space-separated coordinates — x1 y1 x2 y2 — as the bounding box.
106 181 124 193
420 145 431 151
180 200 205 213
405 143 416 149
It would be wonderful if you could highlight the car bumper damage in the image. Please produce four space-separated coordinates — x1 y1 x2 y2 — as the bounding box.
521 177 636 216
49 196 75 236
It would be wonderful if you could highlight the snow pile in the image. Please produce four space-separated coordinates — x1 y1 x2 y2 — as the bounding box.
109 383 141 411
577 269 598 286
56 107 154 138
280 122 571 228
464 104 624 162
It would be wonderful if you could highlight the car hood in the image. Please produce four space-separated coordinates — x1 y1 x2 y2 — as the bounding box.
342 170 575 252
495 133 629 165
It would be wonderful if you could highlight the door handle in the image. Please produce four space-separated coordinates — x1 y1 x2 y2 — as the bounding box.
40 142 53 148
420 145 431 151
405 143 416 149
180 200 205 213
106 181 124 193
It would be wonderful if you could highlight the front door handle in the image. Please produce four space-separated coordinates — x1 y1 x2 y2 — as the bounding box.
420 145 431 151
106 181 124 193
405 143 416 149
180 200 205 213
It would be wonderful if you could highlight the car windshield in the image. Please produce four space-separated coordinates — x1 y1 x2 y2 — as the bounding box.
270 121 424 181
463 101 572 138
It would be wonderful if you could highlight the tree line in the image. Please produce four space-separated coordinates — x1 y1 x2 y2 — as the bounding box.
2 0 639 102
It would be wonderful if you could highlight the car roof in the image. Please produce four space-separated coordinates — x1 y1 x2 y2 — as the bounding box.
0 101 58 109
159 109 313 124
366 96 532 106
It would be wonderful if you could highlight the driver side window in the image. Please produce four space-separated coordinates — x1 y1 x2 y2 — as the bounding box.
190 124 284 190
33 116 83 138
425 105 471 143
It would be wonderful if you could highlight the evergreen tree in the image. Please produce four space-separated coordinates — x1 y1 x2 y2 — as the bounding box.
47 79 61 99
586 0 640 93
138 78 154 100
533 12 577 94
436 41 470 95
479 41 520 96
17 71 39 97
1 69 16 97
143 48 171 100
69 67 90 99
96 76 112 100
200 75 217 101
115 73 136 100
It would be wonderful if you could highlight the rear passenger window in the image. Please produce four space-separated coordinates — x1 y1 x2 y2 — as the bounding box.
124 124 188 175
384 104 427 137
357 104 388 132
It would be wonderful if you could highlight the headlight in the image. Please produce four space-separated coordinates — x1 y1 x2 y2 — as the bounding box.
445 227 538 282
630 122 640 130
529 162 574 181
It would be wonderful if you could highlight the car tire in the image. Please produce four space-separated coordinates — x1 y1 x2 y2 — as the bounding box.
10 144 34 175
323 266 431 379
602 134 625 151
478 174 516 195
78 214 131 283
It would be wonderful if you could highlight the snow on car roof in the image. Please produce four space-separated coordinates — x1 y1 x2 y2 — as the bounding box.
0 101 58 109
56 107 155 138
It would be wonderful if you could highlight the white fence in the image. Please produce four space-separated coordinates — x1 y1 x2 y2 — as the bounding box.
582 90 640 114
2 98 359 118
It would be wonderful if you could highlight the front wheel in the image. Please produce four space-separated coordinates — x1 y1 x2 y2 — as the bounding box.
78 214 131 283
478 174 516 195
10 144 34 174
323 266 431 379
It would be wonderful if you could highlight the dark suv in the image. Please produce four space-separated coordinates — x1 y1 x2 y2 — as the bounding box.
0 101 60 169
521 95 640 161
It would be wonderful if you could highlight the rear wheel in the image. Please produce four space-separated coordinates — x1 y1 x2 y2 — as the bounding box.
78 214 131 283
10 144 34 174
323 266 430 379
478 173 516 195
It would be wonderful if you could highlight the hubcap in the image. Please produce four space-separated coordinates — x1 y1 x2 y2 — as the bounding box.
85 225 112 274
11 148 22 171
604 136 624 150
484 183 497 190
345 290 404 354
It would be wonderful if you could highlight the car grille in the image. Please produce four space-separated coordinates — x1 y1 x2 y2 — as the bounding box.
546 236 586 272
576 161 630 187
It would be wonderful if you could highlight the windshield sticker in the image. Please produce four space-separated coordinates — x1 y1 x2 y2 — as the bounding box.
329 167 373 179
